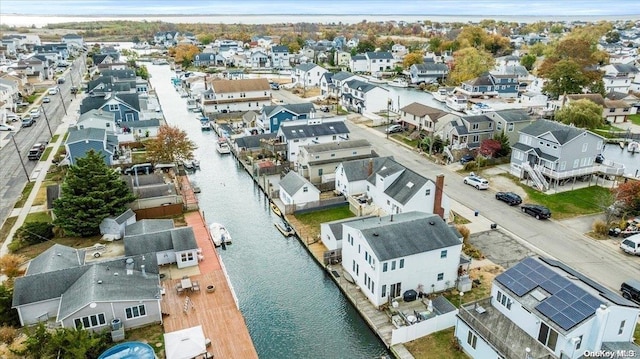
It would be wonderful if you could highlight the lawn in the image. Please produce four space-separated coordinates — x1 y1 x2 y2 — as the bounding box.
292 205 353 239
0 216 18 247
391 134 419 148
39 146 53 161
125 323 165 358
25 211 51 223
132 151 149 163
521 185 611 219
13 182 35 208
50 134 60 143
13 235 103 259
404 327 467 359
629 114 640 126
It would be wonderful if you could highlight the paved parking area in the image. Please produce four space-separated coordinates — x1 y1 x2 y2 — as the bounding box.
468 229 538 269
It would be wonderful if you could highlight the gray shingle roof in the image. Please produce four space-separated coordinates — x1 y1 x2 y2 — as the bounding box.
332 71 356 81
520 119 587 145
234 133 276 150
302 139 370 154
364 157 433 205
262 103 315 118
326 216 375 241
296 63 319 72
344 79 383 93
279 171 316 196
26 244 85 275
463 115 493 124
124 227 197 256
66 127 106 144
345 212 461 261
493 109 532 123
13 266 89 307
365 51 393 60
125 119 160 128
280 120 349 140
125 219 175 236
340 156 393 182
271 45 289 53
412 63 449 72
114 209 135 225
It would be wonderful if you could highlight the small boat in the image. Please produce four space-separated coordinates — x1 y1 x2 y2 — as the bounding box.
387 78 409 88
628 141 640 153
465 102 494 115
430 88 449 103
274 222 294 237
271 202 282 217
445 94 468 112
200 120 212 131
192 159 200 168
366 73 386 84
209 222 232 247
216 138 231 154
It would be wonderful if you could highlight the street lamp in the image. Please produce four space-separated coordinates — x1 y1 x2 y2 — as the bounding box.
40 104 53 137
459 291 464 307
10 134 30 181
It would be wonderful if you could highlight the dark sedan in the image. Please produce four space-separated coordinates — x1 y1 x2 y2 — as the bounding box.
521 204 551 220
495 192 522 206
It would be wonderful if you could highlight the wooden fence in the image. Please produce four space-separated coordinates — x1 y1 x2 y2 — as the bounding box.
134 203 183 219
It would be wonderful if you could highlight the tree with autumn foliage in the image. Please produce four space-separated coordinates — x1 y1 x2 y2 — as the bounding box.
168 44 200 68
554 99 603 130
479 139 502 158
613 181 640 215
145 125 197 164
402 52 424 68
448 47 495 85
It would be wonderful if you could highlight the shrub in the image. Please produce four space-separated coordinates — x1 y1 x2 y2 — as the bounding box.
0 326 17 345
15 222 54 245
456 224 471 242
592 219 609 236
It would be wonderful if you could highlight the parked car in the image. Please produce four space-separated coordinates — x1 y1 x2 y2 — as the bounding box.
621 279 640 304
28 142 46 160
48 87 59 95
29 108 40 118
269 82 280 90
57 78 65 84
463 173 489 190
460 154 475 165
495 192 522 205
0 124 15 131
385 124 403 134
124 163 154 175
21 116 36 127
42 97 51 103
620 234 640 256
70 86 79 94
319 105 330 112
521 204 551 220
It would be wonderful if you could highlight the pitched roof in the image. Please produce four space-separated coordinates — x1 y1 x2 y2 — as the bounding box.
340 156 394 182
262 103 315 118
78 109 116 123
566 93 605 107
345 212 461 261
125 219 175 236
279 120 349 140
124 227 197 256
66 127 106 144
344 79 386 93
326 216 376 241
210 78 270 93
412 63 449 72
26 244 85 275
302 139 371 154
279 171 317 196
611 63 639 73
365 51 393 60
234 133 276 150
295 63 319 72
114 208 136 225
271 45 289 53
400 102 448 119
370 158 430 205
519 119 592 145
332 71 356 81
492 109 533 123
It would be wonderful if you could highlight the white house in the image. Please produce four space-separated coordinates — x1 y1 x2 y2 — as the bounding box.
278 171 320 208
200 78 271 114
124 219 200 269
99 208 136 240
334 156 394 197
276 117 350 163
342 212 463 307
349 54 368 73
341 79 389 114
455 256 640 359
76 109 117 132
320 216 374 251
270 45 290 69
292 63 328 88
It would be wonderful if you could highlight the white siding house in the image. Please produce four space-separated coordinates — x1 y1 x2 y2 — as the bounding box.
341 79 389 114
292 63 328 88
99 208 136 240
342 212 463 307
278 171 320 207
201 78 271 114
276 117 350 163
334 156 394 197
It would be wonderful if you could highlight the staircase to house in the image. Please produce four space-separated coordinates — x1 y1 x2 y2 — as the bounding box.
522 163 548 191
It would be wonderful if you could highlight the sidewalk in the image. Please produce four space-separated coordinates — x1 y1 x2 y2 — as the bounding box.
0 96 80 257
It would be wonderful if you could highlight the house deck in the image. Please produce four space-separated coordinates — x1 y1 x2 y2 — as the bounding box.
159 211 257 359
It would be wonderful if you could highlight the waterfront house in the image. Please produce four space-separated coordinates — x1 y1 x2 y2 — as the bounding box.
334 156 394 197
444 115 495 150
349 54 368 73
61 33 84 48
201 78 271 114
341 79 389 114
123 174 182 212
485 109 534 146
276 117 350 163
363 51 397 73
270 45 290 69
12 244 161 330
509 119 609 190
292 63 328 88
80 93 142 123
457 72 519 98
455 256 640 359
408 63 449 84
321 71 366 99
320 216 374 251
564 93 638 124
64 127 118 166
399 102 457 134
296 139 374 185
124 220 199 269
154 31 179 47
99 208 136 241
193 53 226 67
278 171 321 210
341 212 463 307
249 50 270 69
363 158 450 219
257 102 316 134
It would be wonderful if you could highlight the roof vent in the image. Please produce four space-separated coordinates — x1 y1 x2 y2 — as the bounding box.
113 272 119 276
429 221 435 225
97 280 103 284
372 233 379 236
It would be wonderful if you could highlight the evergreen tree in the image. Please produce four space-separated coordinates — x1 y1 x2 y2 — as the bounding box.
53 150 136 237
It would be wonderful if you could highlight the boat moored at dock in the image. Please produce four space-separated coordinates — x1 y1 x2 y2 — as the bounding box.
209 222 232 247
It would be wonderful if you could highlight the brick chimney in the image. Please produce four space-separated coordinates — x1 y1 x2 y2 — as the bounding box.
367 158 373 176
433 174 445 218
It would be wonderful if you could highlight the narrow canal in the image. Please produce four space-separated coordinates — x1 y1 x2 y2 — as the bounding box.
147 64 389 359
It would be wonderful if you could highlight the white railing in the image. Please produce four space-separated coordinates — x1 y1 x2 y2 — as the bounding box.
535 163 625 180
532 164 549 189
522 163 547 191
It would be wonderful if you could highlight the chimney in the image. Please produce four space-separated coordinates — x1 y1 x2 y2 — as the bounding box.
367 158 373 176
141 264 147 278
433 174 445 218
204 75 208 90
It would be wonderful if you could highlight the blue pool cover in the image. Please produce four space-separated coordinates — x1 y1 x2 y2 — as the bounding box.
98 341 156 359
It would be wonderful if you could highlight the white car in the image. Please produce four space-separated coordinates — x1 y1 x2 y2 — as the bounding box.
30 108 41 118
0 124 16 131
463 172 489 190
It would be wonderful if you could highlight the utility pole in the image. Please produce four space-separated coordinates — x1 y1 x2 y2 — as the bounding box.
40 104 53 136
58 89 67 115
11 134 30 181
386 98 391 139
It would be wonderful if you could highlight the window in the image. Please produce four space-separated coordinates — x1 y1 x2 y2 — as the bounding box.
180 252 194 262
537 322 558 350
508 123 514 132
352 260 356 272
619 320 626 335
497 290 512 310
125 304 147 319
383 262 388 272
472 123 479 130
575 335 582 350
382 284 387 297
472 135 479 143
437 273 444 281
573 159 579 168
318 169 323 176
425 189 431 196
440 250 447 258
108 104 119 111
391 261 396 270
303 186 308 192
467 330 478 349
582 143 588 152
74 313 106 329
399 259 404 268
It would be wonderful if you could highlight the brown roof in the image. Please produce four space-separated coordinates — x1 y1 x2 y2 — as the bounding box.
401 102 448 120
566 94 605 106
210 78 270 93
605 99 630 109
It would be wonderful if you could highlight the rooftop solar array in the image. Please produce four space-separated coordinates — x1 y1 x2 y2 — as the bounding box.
495 257 603 331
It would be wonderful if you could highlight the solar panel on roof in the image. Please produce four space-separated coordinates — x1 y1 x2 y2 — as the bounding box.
582 295 602 309
551 312 576 331
556 289 578 303
573 300 595 317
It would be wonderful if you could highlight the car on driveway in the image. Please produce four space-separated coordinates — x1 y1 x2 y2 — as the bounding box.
495 192 522 205
385 124 403 134
0 124 15 131
42 97 51 103
21 116 36 127
463 172 489 190
460 154 475 164
521 204 551 220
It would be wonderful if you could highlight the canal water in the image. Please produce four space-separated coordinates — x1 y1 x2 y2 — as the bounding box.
146 65 389 359
602 143 640 177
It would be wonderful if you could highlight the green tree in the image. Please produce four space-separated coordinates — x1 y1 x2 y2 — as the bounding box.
428 36 443 52
48 326 110 358
15 323 51 359
197 33 214 45
605 30 620 43
520 54 536 71
554 99 603 130
145 124 197 164
0 284 20 326
15 221 54 245
356 39 376 53
53 150 136 237
448 47 495 85
542 59 588 98
493 131 511 158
